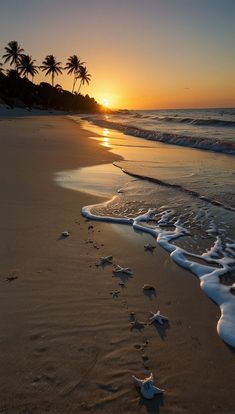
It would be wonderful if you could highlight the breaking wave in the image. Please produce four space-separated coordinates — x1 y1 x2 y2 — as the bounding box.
151 116 235 127
84 118 235 155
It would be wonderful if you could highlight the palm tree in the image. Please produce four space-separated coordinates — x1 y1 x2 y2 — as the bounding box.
0 62 4 74
76 66 91 94
55 83 63 93
41 55 63 87
64 55 84 93
2 41 24 71
17 55 39 80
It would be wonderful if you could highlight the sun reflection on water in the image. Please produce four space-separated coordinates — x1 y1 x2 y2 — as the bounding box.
102 128 110 147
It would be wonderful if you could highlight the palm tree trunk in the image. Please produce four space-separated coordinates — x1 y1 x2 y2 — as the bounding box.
52 73 54 87
77 80 82 94
72 75 77 93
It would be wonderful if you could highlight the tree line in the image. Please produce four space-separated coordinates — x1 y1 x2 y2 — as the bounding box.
0 40 91 93
0 41 100 113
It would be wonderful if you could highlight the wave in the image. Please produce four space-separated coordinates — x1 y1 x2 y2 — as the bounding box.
85 118 235 155
114 162 235 213
150 115 235 127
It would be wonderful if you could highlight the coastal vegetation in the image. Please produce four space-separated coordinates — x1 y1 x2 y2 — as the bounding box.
0 40 100 113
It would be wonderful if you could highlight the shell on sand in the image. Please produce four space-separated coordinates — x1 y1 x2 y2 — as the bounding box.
61 231 70 237
143 284 155 291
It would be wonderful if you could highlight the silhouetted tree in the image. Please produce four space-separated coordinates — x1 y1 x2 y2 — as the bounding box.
41 55 63 87
65 55 84 93
0 62 4 74
17 55 39 81
6 69 18 77
2 41 24 71
76 66 91 93
55 83 63 92
0 45 100 112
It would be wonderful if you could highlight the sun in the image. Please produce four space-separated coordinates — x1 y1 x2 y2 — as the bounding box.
102 98 110 107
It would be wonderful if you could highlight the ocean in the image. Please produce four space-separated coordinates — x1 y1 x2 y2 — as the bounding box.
55 108 235 348
86 107 235 154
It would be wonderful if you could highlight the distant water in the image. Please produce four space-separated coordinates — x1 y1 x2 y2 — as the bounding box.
56 110 235 348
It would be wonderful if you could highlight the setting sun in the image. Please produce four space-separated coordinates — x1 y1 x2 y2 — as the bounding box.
102 98 110 107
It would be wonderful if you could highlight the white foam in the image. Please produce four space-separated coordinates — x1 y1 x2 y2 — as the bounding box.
81 203 235 348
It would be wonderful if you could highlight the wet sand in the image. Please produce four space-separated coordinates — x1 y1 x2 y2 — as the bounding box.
0 115 234 414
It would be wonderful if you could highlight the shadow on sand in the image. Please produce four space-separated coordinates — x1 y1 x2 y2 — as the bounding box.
143 289 156 300
138 393 164 414
151 321 170 340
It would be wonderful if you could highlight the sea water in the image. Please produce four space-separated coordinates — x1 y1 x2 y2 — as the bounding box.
55 108 235 348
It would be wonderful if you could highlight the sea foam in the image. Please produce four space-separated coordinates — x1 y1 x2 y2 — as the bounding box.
82 203 235 348
82 114 235 155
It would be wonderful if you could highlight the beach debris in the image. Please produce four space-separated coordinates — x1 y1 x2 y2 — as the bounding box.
61 231 70 237
5 275 18 283
143 284 155 291
110 290 120 299
144 243 156 252
113 265 133 275
96 255 113 266
149 310 169 325
129 311 136 321
88 224 94 230
132 372 164 399
118 281 125 287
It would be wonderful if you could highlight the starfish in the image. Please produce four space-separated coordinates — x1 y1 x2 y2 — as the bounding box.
132 372 164 399
149 310 168 325
144 243 156 252
113 265 133 275
96 256 113 266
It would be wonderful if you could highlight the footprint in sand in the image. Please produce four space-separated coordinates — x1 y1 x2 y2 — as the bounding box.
121 299 128 309
133 340 150 369
110 290 121 299
130 318 146 332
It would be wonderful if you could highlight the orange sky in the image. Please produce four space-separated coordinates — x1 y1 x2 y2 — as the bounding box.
1 0 234 109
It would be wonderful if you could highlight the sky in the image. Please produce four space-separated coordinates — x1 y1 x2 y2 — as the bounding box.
0 0 234 109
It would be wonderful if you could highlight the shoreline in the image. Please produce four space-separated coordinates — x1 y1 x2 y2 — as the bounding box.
0 114 234 413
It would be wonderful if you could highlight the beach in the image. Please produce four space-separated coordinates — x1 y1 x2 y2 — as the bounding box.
0 113 234 414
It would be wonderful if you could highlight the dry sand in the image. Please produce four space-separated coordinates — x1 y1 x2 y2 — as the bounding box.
0 115 234 414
